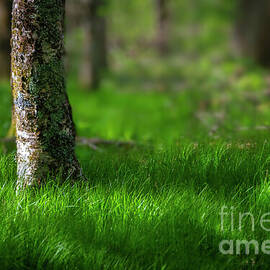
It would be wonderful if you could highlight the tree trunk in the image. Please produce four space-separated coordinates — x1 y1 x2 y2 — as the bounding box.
155 0 170 55
11 0 82 189
0 0 11 79
0 0 15 138
80 0 108 90
235 0 270 67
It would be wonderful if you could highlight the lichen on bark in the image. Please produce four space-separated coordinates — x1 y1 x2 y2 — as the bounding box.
11 0 83 189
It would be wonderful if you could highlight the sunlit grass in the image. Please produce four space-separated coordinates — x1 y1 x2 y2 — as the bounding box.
1 143 270 269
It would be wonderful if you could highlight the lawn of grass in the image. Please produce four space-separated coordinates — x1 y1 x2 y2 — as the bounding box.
2 140 270 269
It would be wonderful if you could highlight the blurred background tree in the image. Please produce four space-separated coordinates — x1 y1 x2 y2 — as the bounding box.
235 0 270 67
155 0 170 55
67 0 108 90
0 0 11 80
81 0 108 90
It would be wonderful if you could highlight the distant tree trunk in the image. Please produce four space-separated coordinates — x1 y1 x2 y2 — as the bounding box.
0 0 15 138
80 0 108 90
155 0 170 55
65 0 84 75
235 0 270 67
12 0 82 189
0 0 11 79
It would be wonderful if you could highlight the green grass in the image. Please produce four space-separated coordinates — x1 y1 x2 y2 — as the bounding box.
2 143 270 269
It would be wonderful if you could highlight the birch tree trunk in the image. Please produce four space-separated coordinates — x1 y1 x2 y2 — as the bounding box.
11 0 82 189
80 0 108 90
0 0 11 79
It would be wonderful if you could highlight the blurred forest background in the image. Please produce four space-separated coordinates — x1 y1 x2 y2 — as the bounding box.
1 0 270 146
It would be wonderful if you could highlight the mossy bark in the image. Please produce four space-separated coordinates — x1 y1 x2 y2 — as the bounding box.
155 0 170 55
11 0 82 189
235 0 270 67
0 0 11 79
80 0 108 90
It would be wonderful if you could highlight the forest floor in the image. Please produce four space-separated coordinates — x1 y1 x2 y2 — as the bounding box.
1 65 270 269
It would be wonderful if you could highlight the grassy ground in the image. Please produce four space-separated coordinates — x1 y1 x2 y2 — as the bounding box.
2 140 270 269
2 77 270 269
2 0 270 269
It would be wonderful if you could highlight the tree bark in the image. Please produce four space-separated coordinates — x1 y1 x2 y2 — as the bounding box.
79 0 108 90
155 0 170 55
235 0 270 67
0 0 11 79
11 0 82 189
